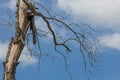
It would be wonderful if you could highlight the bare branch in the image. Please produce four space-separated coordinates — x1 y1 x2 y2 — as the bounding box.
3 0 99 80
23 0 99 72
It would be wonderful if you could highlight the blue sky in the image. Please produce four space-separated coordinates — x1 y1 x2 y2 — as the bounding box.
0 0 120 80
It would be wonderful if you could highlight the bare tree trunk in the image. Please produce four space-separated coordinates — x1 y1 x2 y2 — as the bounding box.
3 0 29 80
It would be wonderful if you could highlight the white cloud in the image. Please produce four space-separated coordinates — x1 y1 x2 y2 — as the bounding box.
35 18 68 44
0 42 37 66
57 0 120 32
19 47 38 67
57 29 66 39
35 18 53 40
0 42 8 60
99 33 120 50
35 18 49 32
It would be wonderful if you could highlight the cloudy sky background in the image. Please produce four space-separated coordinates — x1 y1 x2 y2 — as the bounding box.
0 0 120 80
57 0 120 50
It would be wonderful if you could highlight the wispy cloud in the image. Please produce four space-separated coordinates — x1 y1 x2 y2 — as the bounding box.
57 0 120 32
35 18 67 41
0 42 37 66
7 0 16 11
35 18 53 41
99 33 120 50
19 47 38 67
0 42 8 60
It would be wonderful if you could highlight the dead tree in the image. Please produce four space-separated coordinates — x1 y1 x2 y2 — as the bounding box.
3 0 36 80
3 0 98 80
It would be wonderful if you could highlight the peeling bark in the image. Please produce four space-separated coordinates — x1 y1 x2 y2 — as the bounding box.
3 0 29 80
